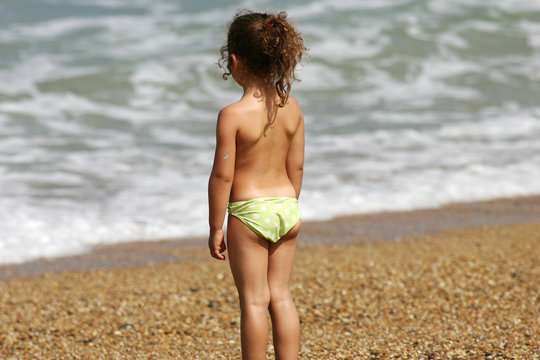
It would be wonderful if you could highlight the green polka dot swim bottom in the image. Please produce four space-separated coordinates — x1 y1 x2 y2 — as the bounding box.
228 197 301 243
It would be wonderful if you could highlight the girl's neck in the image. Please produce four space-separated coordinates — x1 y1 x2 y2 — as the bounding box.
240 80 276 102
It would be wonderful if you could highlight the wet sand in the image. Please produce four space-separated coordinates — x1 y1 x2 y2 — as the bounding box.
1 196 539 358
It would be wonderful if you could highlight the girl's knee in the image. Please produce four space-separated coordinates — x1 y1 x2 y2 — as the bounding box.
240 287 271 308
269 287 292 305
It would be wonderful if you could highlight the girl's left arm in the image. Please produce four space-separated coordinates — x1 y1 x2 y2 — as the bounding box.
286 100 305 199
208 107 236 260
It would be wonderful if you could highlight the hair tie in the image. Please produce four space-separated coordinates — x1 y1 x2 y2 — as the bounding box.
266 22 272 31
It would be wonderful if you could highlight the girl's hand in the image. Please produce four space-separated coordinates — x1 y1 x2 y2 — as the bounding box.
209 229 226 260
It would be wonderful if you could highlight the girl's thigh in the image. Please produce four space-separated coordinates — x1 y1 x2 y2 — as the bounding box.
227 215 270 297
268 220 301 290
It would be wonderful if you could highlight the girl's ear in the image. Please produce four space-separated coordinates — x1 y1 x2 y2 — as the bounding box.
231 54 244 71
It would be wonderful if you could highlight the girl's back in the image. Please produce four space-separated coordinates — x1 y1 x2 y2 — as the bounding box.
227 95 303 201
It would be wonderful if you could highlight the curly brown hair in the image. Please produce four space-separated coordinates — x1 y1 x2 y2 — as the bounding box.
219 10 307 106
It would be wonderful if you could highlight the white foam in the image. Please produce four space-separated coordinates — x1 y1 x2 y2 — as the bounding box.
298 62 349 90
0 55 97 96
0 164 212 264
131 62 180 85
465 20 501 33
343 61 482 110
438 32 469 49
46 0 171 9
496 0 540 12
0 91 169 125
0 17 97 42
519 21 540 49
302 159 540 221
0 201 207 264
301 107 540 221
0 113 9 126
289 0 412 17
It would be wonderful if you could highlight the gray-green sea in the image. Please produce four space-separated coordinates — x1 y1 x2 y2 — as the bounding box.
1 0 540 263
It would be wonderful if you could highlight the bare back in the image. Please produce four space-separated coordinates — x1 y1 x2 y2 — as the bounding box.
227 95 303 202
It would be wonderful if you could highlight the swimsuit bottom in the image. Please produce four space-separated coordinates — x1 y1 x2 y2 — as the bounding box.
228 197 301 243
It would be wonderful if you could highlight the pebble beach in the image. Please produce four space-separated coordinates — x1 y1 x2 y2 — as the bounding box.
1 197 539 359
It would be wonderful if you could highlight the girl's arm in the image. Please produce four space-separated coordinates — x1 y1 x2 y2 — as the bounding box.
286 109 305 199
208 108 237 260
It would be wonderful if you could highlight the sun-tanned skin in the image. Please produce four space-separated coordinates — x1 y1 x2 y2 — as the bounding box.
208 52 304 360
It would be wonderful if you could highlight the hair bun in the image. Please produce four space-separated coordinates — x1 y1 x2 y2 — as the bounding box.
219 10 307 106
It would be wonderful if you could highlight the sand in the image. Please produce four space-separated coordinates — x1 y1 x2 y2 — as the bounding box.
1 197 539 359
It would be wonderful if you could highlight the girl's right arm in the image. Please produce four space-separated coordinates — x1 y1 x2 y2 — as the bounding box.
208 107 237 260
286 107 305 199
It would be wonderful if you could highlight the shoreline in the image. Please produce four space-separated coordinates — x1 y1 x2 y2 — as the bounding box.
1 194 540 280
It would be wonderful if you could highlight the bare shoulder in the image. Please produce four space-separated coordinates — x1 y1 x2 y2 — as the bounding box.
286 95 301 109
217 102 245 127
221 99 255 120
285 96 304 128
285 96 303 117
220 102 241 119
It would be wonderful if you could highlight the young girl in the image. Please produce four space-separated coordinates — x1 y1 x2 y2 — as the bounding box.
208 10 307 360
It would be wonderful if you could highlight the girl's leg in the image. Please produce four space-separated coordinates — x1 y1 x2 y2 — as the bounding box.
227 215 271 360
267 221 301 360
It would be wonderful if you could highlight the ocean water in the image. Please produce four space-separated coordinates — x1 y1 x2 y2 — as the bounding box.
1 0 540 264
